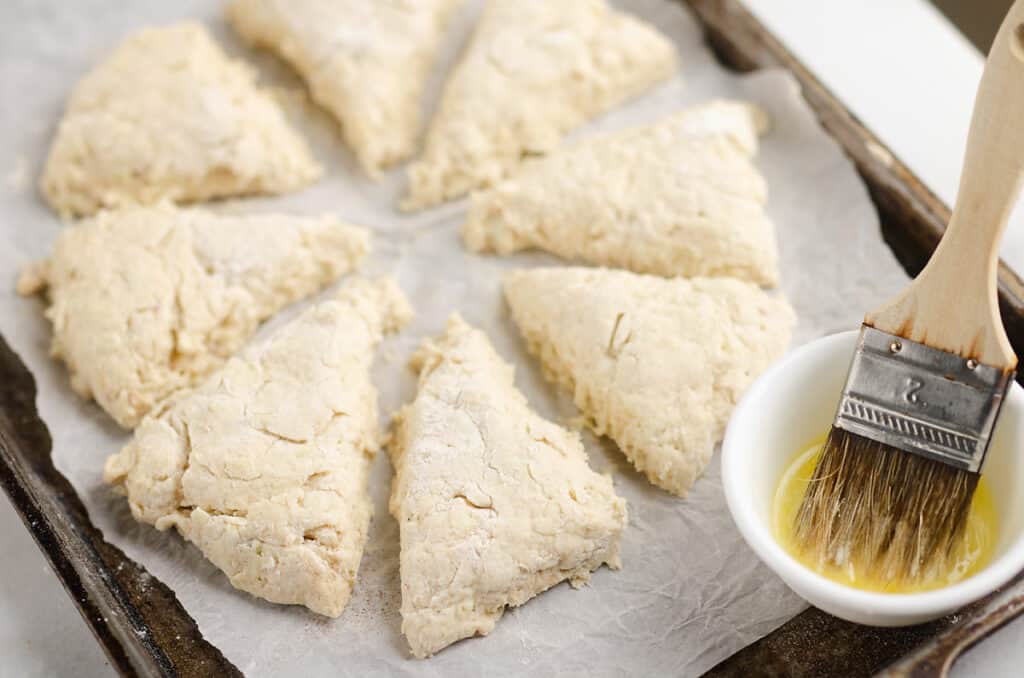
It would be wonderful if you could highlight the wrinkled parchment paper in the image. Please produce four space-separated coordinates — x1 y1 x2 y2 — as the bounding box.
0 1 913 675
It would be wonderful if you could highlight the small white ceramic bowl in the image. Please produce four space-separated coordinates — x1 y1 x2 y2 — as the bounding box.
722 330 1024 626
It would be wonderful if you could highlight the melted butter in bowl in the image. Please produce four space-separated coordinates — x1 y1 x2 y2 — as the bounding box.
723 331 1024 625
772 440 998 593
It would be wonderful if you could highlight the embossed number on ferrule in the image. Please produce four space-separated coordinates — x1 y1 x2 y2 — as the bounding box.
903 378 925 406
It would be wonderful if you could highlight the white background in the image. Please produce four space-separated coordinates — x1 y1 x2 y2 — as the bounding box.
2 1 1022 675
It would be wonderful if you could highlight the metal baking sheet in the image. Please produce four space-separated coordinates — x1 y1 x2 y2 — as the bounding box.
6 1 1018 676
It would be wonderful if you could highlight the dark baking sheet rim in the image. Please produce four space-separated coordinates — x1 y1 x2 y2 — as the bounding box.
2 1 1023 676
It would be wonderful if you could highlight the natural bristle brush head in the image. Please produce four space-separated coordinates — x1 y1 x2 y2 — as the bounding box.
794 426 979 583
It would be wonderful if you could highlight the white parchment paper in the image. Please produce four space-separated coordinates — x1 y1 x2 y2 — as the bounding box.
0 1 913 675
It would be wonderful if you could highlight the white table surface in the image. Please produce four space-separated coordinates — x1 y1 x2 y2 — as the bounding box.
2 1 1023 676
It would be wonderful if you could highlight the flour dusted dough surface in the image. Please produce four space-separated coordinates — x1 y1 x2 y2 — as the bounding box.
40 22 321 217
227 0 462 176
465 100 779 285
389 315 626 657
404 0 678 210
504 267 795 496
104 278 412 617
18 202 368 429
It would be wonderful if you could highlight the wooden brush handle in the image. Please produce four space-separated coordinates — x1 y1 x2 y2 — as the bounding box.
866 0 1024 370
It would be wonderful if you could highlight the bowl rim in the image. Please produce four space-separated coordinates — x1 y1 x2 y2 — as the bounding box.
722 330 1024 619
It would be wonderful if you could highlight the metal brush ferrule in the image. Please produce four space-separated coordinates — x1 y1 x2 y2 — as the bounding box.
833 326 1014 472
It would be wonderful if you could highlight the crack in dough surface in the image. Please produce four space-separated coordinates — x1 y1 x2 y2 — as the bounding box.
389 314 626 657
104 278 412 617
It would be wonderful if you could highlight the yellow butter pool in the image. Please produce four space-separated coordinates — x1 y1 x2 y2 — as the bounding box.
772 440 998 593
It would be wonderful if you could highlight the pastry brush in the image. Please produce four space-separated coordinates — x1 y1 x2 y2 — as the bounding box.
794 0 1024 583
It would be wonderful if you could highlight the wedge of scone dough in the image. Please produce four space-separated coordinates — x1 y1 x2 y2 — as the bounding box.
465 100 779 285
18 202 368 429
403 0 678 210
104 278 412 617
40 22 321 217
227 0 463 176
389 314 627 657
504 267 795 497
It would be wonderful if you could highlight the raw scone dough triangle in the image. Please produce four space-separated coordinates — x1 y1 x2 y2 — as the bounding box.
403 0 678 210
18 202 369 429
504 267 795 496
104 278 412 617
465 100 780 285
40 22 321 217
389 314 627 658
227 0 463 176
